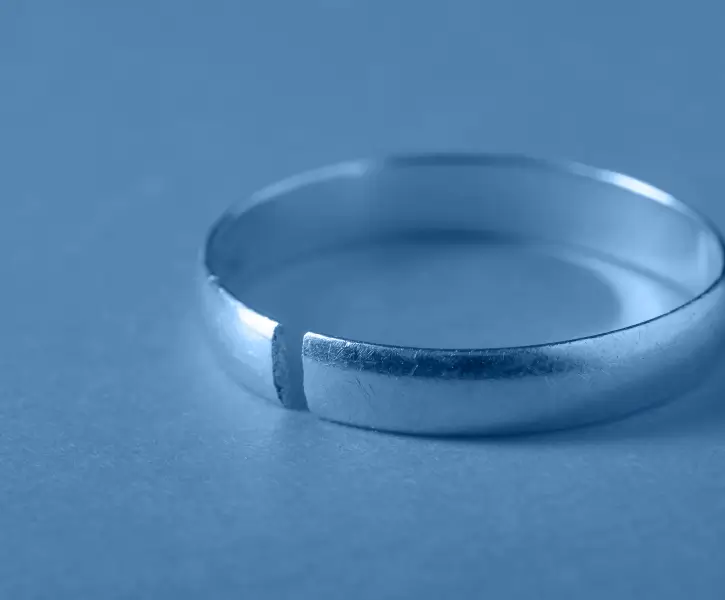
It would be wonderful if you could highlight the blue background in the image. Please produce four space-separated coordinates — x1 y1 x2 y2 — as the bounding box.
2 1 725 598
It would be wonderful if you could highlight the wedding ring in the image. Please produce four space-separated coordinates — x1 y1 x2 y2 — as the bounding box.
201 154 725 435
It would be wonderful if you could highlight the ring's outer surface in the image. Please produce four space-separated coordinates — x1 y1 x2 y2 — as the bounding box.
202 154 725 435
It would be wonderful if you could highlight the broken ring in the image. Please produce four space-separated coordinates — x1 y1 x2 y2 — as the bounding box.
201 154 725 435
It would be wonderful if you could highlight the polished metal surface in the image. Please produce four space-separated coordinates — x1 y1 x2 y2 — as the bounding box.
202 154 725 435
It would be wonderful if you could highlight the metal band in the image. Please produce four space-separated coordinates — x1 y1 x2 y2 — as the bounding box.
202 154 725 435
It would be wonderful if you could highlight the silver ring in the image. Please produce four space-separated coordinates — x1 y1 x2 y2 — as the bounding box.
201 154 725 435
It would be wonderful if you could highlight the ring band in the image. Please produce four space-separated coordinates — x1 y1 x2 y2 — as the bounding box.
202 154 725 435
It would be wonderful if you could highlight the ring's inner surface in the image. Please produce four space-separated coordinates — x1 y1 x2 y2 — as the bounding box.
210 158 722 299
205 158 723 407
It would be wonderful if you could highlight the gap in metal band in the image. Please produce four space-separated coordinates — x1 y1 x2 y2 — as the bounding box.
272 324 307 410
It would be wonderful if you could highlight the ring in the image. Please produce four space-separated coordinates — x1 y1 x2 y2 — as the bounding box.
201 154 725 435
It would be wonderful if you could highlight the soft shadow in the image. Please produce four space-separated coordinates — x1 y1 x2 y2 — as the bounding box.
236 235 627 350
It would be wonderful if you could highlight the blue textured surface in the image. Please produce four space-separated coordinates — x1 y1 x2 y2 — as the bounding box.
2 2 725 598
